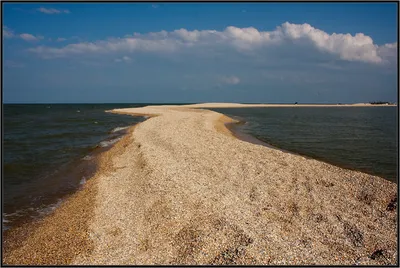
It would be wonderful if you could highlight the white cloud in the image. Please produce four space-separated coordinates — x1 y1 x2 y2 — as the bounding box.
221 76 240 85
115 56 132 63
3 26 14 38
376 42 398 63
29 38 177 59
151 4 159 9
56 37 67 42
277 23 382 63
20 33 43 41
37 7 70 14
28 22 397 65
3 27 44 42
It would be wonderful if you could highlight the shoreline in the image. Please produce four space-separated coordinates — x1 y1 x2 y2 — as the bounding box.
2 114 147 233
2 125 140 265
195 102 396 182
182 103 397 108
3 104 397 265
2 150 99 232
224 121 397 183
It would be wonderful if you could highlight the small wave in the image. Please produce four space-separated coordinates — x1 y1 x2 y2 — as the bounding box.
3 210 25 218
111 126 129 133
37 199 63 217
3 199 63 230
82 155 93 161
99 137 121 148
80 177 87 185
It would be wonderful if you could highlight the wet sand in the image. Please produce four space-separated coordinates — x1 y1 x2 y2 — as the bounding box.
3 104 397 265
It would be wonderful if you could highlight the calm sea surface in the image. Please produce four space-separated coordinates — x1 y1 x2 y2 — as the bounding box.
3 103 151 230
3 104 398 231
211 107 398 182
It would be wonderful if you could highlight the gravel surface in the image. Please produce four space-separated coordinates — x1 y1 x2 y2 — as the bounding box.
3 104 397 265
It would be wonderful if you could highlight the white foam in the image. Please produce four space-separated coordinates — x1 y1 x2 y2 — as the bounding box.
37 199 63 216
3 200 64 231
99 137 121 148
111 126 129 133
82 155 93 161
80 177 87 185
3 210 24 217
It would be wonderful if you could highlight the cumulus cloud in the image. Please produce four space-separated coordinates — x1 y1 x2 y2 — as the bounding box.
56 37 67 42
278 23 383 63
3 26 44 42
20 33 43 41
37 7 70 14
376 42 398 63
220 76 240 85
28 22 397 65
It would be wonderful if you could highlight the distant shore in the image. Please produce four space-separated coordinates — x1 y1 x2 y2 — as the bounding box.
3 103 397 265
183 102 397 108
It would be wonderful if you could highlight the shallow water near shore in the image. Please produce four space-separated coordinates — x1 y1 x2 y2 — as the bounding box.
3 103 153 231
211 106 398 182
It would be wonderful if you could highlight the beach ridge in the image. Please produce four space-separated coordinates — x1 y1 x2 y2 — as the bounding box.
3 103 397 265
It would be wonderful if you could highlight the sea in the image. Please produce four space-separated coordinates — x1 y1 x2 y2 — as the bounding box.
2 104 398 232
211 106 398 182
3 104 148 231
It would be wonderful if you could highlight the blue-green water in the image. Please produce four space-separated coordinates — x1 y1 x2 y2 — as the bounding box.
3 104 149 230
212 107 398 182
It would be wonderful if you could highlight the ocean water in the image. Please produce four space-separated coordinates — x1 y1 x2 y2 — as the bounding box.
3 104 149 230
211 107 398 182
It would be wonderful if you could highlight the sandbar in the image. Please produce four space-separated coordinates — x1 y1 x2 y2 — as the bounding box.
3 104 397 265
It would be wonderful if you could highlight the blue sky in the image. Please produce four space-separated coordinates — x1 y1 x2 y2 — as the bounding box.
2 2 398 103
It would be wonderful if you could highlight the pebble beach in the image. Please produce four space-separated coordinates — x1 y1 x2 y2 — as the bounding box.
3 103 397 265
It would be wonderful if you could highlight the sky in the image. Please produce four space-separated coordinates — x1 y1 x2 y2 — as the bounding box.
2 2 398 103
